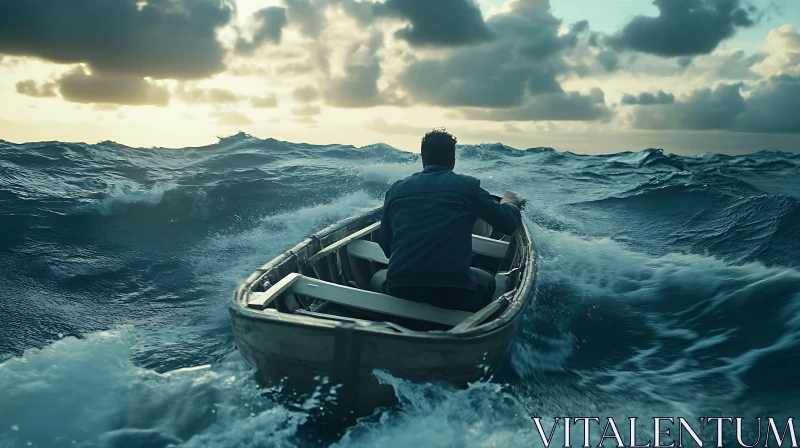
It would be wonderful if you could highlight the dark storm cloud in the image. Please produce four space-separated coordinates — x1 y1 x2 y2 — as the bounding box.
735 74 800 133
486 3 580 60
379 0 493 47
526 67 564 95
462 89 613 122
175 85 239 104
15 80 56 98
621 91 675 105
56 68 170 106
399 44 531 107
630 75 800 133
597 51 619 72
631 83 745 130
0 0 232 79
397 0 588 108
519 19 587 59
677 57 694 68
236 7 288 54
609 0 758 57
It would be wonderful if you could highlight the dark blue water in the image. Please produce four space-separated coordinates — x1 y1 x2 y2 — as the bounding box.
1 133 799 447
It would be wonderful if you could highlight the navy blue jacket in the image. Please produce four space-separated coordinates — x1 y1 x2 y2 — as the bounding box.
378 165 522 290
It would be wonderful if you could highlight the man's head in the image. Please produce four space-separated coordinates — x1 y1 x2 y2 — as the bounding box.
421 128 457 169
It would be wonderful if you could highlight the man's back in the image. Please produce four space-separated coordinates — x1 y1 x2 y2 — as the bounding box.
378 165 522 292
371 128 523 312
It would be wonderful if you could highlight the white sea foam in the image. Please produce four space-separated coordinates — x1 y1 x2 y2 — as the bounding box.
0 331 305 447
96 181 177 215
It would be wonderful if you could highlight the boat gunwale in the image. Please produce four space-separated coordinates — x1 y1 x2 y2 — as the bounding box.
228 207 537 341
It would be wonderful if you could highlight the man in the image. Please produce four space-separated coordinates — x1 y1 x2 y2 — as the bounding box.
371 128 523 312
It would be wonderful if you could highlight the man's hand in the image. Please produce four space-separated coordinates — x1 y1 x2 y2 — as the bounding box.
501 191 521 206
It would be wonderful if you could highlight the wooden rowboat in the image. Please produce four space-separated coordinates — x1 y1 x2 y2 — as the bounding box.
228 206 537 420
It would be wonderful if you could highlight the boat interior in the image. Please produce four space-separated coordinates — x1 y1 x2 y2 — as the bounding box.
246 219 527 333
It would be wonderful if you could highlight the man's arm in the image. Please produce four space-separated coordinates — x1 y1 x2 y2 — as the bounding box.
378 190 393 258
465 184 522 235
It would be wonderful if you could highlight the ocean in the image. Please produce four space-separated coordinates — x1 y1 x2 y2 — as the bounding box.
1 132 798 447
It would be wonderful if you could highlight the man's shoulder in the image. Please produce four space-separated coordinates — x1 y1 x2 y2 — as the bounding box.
385 175 413 198
389 174 413 190
444 171 482 193
389 170 482 197
452 171 481 187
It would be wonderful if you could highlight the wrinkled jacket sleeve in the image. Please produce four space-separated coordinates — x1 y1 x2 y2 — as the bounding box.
464 180 522 235
378 187 393 258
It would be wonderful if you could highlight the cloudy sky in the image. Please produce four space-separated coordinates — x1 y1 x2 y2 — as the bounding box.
1 0 799 154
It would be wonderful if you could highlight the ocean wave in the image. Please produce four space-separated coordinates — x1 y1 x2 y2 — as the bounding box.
618 171 769 198
515 227 800 398
2 134 799 446
562 170 799 266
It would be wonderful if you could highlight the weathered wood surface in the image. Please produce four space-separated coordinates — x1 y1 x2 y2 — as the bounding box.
292 275 473 326
449 297 508 334
248 272 302 309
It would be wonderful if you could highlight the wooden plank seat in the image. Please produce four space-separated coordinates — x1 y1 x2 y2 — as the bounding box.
346 239 510 301
471 234 512 258
345 235 510 266
248 273 473 327
346 239 389 265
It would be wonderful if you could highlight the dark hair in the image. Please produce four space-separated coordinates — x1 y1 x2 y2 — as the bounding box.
421 128 457 167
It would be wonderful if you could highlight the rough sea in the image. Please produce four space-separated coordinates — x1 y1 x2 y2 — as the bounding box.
1 132 799 447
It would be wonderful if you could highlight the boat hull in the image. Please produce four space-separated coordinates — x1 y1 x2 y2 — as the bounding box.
229 305 524 415
228 207 536 420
